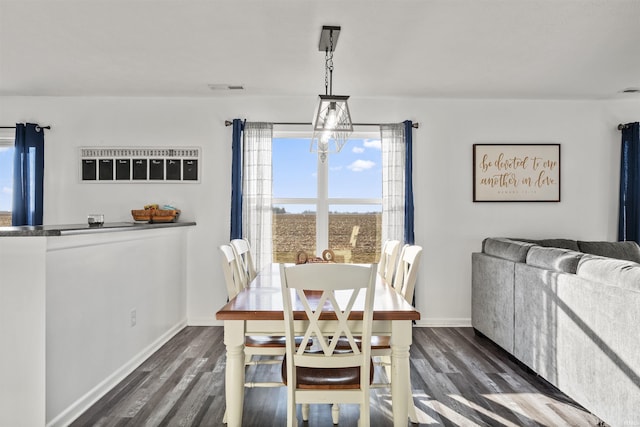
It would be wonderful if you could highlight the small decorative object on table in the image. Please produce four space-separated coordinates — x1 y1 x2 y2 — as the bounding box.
296 251 309 265
322 249 335 262
297 249 336 264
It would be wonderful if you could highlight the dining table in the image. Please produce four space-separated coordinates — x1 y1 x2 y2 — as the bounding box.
215 262 421 427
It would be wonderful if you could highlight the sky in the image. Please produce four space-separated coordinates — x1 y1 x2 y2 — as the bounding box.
272 137 382 213
0 147 12 211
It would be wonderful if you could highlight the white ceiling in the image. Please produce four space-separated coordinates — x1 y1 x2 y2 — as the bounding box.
1 0 640 100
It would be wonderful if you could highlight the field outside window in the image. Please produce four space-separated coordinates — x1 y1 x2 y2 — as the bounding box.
272 134 382 264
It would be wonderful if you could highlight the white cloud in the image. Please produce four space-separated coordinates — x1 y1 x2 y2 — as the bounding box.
352 146 365 153
348 160 375 172
2 186 12 195
363 139 381 150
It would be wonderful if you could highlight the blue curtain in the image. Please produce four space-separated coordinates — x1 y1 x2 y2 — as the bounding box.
618 122 640 243
230 119 244 240
12 123 45 226
403 120 415 245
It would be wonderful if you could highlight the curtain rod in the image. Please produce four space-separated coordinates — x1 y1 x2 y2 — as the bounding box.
618 123 632 131
224 120 419 129
0 125 51 130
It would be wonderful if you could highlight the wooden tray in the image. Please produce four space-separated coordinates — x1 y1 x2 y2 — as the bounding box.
131 209 152 222
131 209 180 223
151 209 180 223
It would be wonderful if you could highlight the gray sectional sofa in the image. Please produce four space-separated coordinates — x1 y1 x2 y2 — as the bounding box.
472 237 640 427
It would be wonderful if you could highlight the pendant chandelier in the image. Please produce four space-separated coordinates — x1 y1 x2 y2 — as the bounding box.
310 26 353 162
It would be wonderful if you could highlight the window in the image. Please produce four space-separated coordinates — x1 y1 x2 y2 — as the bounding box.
272 131 382 264
0 130 14 226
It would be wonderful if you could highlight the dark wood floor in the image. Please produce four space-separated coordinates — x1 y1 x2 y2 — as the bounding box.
71 326 605 426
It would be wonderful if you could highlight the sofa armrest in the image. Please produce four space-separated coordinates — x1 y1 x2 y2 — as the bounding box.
472 252 517 353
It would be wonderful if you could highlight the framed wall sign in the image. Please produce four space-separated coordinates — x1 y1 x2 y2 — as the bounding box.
473 144 560 202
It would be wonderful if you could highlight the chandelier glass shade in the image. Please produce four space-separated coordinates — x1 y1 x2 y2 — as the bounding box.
310 26 353 160
311 95 353 158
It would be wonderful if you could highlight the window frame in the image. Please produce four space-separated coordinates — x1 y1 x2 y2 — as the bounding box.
272 126 382 254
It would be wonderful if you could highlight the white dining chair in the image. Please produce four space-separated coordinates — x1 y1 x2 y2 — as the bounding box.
330 245 423 425
230 238 257 288
370 244 423 423
219 244 286 423
221 244 288 362
280 263 377 427
378 239 401 283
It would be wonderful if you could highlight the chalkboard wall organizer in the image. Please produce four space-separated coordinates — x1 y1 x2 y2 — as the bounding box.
79 147 200 183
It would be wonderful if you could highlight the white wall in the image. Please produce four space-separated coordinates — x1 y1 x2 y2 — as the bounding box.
1 95 639 326
0 226 190 427
413 98 639 325
46 228 188 425
0 237 46 427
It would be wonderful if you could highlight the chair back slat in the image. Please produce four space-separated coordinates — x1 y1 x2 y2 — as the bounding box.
220 244 244 299
230 238 257 287
392 245 423 304
378 240 401 283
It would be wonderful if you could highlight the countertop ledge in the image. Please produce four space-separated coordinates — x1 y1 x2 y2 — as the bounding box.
0 221 196 237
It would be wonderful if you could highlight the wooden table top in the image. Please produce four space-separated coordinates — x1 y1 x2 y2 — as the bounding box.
216 263 421 321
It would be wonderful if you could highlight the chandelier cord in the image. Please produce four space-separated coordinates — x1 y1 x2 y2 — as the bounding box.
324 49 329 96
324 31 334 96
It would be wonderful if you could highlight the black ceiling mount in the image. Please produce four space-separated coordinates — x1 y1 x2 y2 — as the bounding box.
318 26 341 52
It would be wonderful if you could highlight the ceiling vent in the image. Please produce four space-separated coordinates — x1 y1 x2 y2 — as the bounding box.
208 84 244 91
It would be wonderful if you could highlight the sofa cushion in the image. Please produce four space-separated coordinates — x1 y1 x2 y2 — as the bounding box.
482 238 534 263
525 246 583 274
578 240 640 263
537 239 580 251
577 255 640 292
509 238 579 251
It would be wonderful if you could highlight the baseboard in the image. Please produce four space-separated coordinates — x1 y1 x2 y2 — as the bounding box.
415 318 472 327
47 320 188 427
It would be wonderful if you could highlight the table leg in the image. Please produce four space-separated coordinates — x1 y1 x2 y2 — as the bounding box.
224 320 245 427
391 320 412 427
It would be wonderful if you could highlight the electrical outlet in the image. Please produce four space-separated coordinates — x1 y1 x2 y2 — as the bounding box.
130 308 137 327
